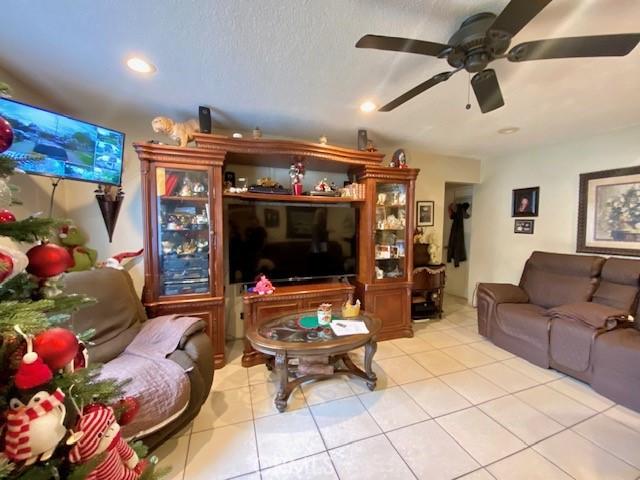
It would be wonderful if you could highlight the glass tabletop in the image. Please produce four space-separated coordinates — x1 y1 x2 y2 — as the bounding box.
258 311 374 344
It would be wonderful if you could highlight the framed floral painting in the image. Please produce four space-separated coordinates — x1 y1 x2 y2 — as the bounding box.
577 166 640 257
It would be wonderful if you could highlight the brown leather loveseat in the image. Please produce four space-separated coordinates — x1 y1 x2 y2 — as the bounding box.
477 251 640 412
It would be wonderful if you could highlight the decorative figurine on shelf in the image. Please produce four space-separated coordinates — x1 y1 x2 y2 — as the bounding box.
289 158 305 196
319 135 328 145
68 403 149 479
342 295 361 318
179 176 193 197
398 151 408 168
196 239 209 252
151 116 199 147
249 275 275 295
57 224 98 272
391 149 407 168
257 177 279 188
253 127 263 139
176 239 197 255
317 303 332 326
192 181 206 195
161 240 175 255
375 266 384 280
377 193 387 205
366 139 377 152
313 177 335 194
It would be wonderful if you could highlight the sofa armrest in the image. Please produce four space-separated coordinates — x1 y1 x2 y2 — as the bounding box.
478 283 529 304
172 332 214 393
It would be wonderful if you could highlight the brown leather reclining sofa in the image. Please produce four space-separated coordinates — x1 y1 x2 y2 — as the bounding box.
477 251 640 412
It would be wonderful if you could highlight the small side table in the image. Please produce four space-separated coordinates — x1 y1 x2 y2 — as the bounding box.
411 264 446 319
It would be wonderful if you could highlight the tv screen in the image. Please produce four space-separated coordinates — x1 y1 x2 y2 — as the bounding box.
0 98 124 186
227 203 357 284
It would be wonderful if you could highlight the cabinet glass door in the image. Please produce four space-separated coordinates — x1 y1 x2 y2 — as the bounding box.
374 182 407 281
156 167 211 297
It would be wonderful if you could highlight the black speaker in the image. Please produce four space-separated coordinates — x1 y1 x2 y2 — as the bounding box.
198 106 212 134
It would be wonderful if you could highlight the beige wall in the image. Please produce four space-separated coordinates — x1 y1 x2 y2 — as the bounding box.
468 124 640 301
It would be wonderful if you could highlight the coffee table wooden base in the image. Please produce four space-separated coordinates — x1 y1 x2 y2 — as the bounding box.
273 340 378 413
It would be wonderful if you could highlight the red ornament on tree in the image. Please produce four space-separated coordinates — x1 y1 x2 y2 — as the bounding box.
0 209 15 223
0 115 13 153
33 327 79 370
26 242 73 278
116 396 140 426
0 251 14 283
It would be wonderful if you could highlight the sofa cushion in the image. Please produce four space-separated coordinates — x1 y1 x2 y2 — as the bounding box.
496 303 550 351
593 258 640 314
519 251 604 309
63 269 146 363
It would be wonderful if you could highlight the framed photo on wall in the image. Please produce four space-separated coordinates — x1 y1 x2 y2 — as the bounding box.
514 219 534 234
577 166 640 257
512 187 539 217
416 201 434 226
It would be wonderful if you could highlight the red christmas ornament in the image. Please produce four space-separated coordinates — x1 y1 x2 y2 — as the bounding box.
116 396 140 426
0 251 14 283
0 116 13 154
33 328 79 370
26 242 73 278
14 351 53 390
0 209 16 223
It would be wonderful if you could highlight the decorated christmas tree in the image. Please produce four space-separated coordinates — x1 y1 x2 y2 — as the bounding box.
0 85 165 479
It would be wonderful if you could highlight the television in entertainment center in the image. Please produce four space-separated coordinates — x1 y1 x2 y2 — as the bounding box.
227 202 357 284
0 97 124 185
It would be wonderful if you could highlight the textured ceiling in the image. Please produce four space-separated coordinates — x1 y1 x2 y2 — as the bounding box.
1 0 639 159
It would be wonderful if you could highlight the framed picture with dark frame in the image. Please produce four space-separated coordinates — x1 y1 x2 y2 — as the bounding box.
577 165 640 257
512 187 539 217
416 201 434 226
514 219 534 234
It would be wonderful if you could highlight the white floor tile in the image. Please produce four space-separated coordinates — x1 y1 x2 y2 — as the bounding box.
573 414 640 468
417 318 459 331
502 357 563 383
212 363 249 391
479 395 564 445
186 421 259 480
193 386 253 432
170 421 193 439
446 327 484 344
359 385 430 431
250 381 305 418
254 408 325 469
473 362 539 393
419 330 463 348
347 364 397 394
440 370 507 404
373 340 406 360
302 377 354 406
604 405 640 434
437 407 526 465
391 335 435 354
247 363 277 385
376 355 433 385
311 396 381 448
330 434 415 480
467 341 514 361
516 385 596 427
458 469 495 480
402 377 471 417
225 340 245 365
261 452 337 480
154 435 189 480
233 473 260 480
488 448 572 480
534 430 639 480
441 344 495 368
388 419 480 479
411 349 466 376
547 377 615 412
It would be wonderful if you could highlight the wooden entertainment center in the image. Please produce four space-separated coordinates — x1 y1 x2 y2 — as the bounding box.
134 135 419 368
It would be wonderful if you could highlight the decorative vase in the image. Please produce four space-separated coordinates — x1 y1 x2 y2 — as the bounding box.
293 183 303 196
96 193 124 243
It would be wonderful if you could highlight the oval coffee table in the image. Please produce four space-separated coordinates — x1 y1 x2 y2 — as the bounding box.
246 309 381 412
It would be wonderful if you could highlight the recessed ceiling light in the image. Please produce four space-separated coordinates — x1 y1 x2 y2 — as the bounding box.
498 127 520 135
126 56 156 74
360 100 377 113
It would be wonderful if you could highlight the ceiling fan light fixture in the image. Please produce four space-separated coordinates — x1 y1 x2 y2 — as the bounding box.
360 100 377 113
126 56 157 74
498 127 520 135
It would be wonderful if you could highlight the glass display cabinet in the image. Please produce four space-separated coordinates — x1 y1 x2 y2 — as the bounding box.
134 142 226 368
374 182 408 281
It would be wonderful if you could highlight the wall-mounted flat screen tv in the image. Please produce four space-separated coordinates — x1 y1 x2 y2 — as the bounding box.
0 98 124 186
227 202 357 284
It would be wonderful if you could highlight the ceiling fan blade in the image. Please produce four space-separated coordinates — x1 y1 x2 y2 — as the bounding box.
508 34 640 61
488 0 552 40
471 69 505 114
379 71 457 112
356 34 449 57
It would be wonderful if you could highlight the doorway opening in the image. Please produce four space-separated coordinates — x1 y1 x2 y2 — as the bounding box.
443 182 474 302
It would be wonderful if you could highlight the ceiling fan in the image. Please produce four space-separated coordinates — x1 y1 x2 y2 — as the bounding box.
356 0 640 113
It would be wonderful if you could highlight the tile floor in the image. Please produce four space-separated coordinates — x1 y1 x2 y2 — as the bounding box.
155 295 640 480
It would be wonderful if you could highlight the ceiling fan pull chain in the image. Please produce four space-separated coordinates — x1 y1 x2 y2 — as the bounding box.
465 73 472 110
